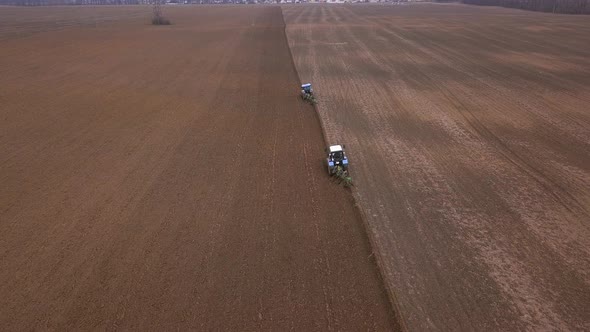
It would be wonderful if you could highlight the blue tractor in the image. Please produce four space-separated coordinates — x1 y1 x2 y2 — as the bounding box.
301 83 315 103
326 144 349 176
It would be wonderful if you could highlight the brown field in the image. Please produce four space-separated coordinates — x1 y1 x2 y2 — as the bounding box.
284 3 590 331
0 6 397 330
2 3 590 331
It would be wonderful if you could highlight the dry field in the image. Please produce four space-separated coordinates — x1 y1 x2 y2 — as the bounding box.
284 3 590 330
0 6 397 330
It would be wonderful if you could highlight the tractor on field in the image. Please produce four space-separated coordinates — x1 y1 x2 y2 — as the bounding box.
326 144 349 175
326 144 352 186
301 83 316 104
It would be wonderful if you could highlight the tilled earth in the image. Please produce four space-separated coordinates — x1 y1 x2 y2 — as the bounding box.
0 6 397 330
284 3 590 330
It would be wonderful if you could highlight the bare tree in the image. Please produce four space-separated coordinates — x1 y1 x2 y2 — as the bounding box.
152 0 171 25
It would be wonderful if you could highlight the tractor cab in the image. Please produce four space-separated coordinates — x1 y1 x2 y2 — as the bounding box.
329 147 344 162
301 83 313 94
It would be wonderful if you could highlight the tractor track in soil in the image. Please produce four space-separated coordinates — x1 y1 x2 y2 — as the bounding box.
0 6 398 330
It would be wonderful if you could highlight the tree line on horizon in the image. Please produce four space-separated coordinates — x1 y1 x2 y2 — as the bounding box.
462 0 589 13
0 0 148 4
0 0 307 3
1 0 588 13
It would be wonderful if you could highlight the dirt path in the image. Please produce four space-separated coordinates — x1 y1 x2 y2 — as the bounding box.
0 6 397 330
284 4 590 330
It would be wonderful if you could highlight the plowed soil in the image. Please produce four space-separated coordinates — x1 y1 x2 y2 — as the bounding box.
283 3 590 330
0 6 397 330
